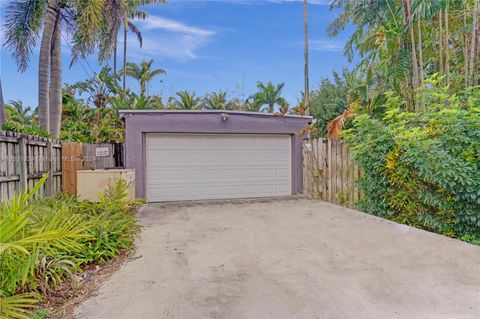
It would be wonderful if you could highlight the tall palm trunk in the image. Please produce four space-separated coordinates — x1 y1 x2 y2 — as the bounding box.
470 0 479 85
123 14 128 95
477 21 480 83
405 0 419 109
0 79 6 127
439 11 443 73
445 4 450 85
49 13 62 138
140 79 146 97
38 1 58 133
113 36 118 77
304 0 310 115
464 4 469 87
417 19 424 86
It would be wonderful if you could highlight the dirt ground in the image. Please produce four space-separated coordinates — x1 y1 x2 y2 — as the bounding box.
75 198 480 319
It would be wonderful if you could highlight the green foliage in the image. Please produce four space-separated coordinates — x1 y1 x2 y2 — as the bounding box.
168 90 203 110
60 88 124 143
0 178 142 318
344 83 480 243
70 182 142 266
310 70 350 137
123 59 166 97
249 81 287 113
1 121 49 138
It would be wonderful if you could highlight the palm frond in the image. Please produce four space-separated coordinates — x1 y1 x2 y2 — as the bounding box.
127 21 142 47
327 101 359 140
0 292 38 319
3 0 48 71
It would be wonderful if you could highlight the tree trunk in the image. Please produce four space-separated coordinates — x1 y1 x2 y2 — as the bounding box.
113 35 118 77
406 0 419 110
417 18 424 86
469 0 478 85
464 4 469 87
123 14 128 95
477 20 480 84
49 12 62 139
0 79 6 127
304 0 310 115
140 80 146 97
439 11 443 73
38 1 58 133
445 4 450 85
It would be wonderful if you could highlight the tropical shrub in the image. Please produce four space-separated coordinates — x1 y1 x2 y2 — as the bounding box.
1 121 49 138
344 83 480 243
0 177 142 318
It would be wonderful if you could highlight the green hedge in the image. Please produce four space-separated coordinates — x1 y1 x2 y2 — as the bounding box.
343 84 480 243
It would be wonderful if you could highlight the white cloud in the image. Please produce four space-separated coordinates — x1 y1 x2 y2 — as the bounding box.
138 16 215 37
310 39 343 52
128 15 216 61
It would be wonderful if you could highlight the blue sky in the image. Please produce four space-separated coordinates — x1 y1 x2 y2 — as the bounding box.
0 0 354 108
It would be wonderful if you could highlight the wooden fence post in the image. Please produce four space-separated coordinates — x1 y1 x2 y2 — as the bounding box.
17 137 27 192
62 142 83 195
46 140 54 196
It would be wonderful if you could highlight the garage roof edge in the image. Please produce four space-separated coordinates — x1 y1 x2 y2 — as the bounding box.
118 109 313 120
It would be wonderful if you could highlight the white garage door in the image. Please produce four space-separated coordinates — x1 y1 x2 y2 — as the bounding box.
145 134 292 202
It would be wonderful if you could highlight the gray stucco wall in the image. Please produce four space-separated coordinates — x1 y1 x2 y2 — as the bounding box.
120 111 312 199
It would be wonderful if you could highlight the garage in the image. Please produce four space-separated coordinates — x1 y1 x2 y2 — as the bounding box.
146 134 292 201
120 110 312 202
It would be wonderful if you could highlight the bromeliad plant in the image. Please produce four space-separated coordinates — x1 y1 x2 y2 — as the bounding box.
343 81 480 243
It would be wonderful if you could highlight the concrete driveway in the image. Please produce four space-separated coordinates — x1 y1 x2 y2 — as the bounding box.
76 198 480 319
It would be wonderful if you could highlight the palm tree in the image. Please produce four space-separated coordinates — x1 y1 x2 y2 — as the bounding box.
4 0 104 138
0 79 6 127
101 0 165 94
168 91 203 110
5 101 33 125
99 0 127 77
250 81 287 113
124 59 166 96
204 91 228 110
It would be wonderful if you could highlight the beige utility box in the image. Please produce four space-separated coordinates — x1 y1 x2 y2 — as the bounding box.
76 169 135 201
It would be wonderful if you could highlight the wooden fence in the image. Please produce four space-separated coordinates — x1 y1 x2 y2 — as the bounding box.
0 130 124 202
61 142 124 195
303 138 361 208
0 131 62 200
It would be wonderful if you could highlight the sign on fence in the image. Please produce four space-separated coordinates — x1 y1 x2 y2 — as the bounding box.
95 147 109 157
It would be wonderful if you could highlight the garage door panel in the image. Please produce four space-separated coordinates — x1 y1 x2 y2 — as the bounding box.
147 165 290 179
146 134 292 201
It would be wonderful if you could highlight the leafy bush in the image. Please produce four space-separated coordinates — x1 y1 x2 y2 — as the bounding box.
1 121 49 138
344 83 480 243
0 177 142 319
